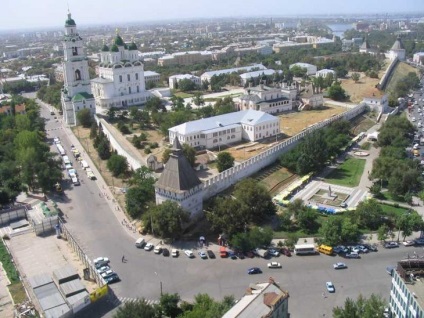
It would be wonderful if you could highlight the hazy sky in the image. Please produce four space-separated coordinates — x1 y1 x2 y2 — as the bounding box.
2 0 424 30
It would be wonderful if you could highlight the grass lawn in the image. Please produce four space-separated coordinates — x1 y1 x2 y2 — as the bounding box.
8 282 27 304
379 203 411 218
324 158 366 187
0 241 19 284
174 92 194 98
385 62 420 96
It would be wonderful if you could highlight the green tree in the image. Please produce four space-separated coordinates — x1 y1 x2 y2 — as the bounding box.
145 96 163 112
113 298 159 318
97 138 111 160
159 293 181 318
107 154 128 177
233 178 276 224
320 218 342 246
179 294 234 318
143 201 190 239
125 167 155 218
178 79 197 92
351 199 383 230
333 294 387 318
377 224 389 242
216 152 235 172
192 92 205 107
327 82 347 101
182 143 196 167
89 122 98 139
76 108 92 128
351 72 360 83
162 148 171 163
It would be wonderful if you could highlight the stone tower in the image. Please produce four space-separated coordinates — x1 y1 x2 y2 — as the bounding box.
61 11 95 126
155 137 203 216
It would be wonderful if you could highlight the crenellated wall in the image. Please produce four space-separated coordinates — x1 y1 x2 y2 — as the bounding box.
202 104 366 199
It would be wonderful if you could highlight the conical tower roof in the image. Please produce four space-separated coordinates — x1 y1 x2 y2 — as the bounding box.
155 137 201 193
360 38 370 50
391 36 405 50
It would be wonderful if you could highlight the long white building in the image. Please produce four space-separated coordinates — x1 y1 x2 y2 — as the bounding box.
169 109 280 150
200 64 267 83
91 33 151 109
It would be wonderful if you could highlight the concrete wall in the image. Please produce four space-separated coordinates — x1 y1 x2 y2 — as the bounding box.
378 57 399 90
94 116 143 171
203 104 366 199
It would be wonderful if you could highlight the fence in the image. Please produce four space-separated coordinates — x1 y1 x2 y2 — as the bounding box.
203 103 366 199
0 207 27 226
60 220 106 287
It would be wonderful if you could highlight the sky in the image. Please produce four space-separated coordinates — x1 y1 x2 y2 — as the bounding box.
2 0 424 30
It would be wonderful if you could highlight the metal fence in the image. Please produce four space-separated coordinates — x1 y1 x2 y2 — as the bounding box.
59 220 106 287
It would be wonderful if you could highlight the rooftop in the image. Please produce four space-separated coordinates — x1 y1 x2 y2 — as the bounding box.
222 282 289 318
391 36 405 51
396 260 424 310
201 64 267 78
169 110 278 135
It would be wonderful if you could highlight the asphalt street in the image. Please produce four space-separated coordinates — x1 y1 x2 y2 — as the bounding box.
33 96 414 317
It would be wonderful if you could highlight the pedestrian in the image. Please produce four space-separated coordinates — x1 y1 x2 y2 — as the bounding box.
122 255 125 263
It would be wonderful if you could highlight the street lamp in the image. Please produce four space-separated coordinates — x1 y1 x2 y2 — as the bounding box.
154 272 163 296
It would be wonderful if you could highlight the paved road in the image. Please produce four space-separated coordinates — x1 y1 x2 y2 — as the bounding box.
34 97 413 317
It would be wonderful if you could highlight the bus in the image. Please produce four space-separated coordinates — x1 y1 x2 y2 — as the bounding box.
294 244 317 255
318 245 333 255
57 144 65 156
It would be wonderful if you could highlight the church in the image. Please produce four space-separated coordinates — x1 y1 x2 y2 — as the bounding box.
61 12 95 126
91 33 152 110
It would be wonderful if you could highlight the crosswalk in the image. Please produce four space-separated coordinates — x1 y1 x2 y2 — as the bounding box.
107 296 159 307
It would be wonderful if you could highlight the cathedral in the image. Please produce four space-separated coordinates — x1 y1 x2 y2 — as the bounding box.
91 32 152 110
61 12 95 126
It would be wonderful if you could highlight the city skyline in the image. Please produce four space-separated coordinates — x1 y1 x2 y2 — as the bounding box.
2 0 424 30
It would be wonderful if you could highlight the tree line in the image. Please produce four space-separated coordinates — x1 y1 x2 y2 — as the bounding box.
0 96 62 206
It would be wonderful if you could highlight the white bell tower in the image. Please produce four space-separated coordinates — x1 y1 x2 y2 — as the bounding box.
61 11 95 126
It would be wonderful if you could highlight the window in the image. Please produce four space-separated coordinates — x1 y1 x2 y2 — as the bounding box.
119 75 122 83
75 69 81 81
72 47 78 56
127 74 130 81
135 73 139 80
129 87 131 94
137 85 139 93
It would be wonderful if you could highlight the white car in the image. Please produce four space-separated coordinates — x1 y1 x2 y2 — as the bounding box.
96 266 111 274
403 240 415 247
267 262 282 268
412 117 416 122
184 250 194 258
154 246 162 254
333 262 347 270
93 257 109 266
101 269 114 278
144 243 154 251
326 281 335 293
198 251 207 259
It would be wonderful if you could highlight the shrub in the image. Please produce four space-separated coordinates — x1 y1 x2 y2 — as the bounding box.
144 147 151 154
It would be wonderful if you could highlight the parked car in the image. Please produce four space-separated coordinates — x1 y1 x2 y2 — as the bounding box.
184 250 194 258
384 241 399 249
344 252 360 259
96 266 111 274
154 246 162 254
236 252 245 259
333 262 347 270
281 248 292 257
414 238 424 246
268 249 280 257
162 248 170 257
403 240 415 247
104 273 120 284
228 251 237 260
248 267 262 275
94 257 110 268
267 262 282 269
198 251 208 259
171 249 179 257
144 243 154 251
326 281 335 293
101 270 114 278
245 251 255 258
206 250 215 259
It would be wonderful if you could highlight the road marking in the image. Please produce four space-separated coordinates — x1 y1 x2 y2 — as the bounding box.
107 296 159 307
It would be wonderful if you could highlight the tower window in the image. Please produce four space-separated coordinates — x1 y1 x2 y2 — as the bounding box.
127 74 131 81
119 75 122 83
135 73 139 80
72 47 78 56
75 69 81 81
129 87 132 94
137 86 139 93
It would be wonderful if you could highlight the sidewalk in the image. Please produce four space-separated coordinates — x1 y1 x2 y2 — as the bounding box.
0 264 13 318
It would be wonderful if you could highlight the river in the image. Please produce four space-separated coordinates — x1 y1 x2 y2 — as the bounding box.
327 23 354 39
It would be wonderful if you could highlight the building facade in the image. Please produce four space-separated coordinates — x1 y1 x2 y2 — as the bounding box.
237 84 293 114
362 90 389 113
144 71 161 87
389 36 406 61
168 74 201 90
413 52 424 65
91 34 151 110
60 12 95 126
389 260 424 318
289 62 317 76
169 109 280 150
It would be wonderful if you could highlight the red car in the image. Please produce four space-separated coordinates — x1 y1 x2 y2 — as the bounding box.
281 248 292 257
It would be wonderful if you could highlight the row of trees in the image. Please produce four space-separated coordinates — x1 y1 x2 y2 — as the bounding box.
0 96 62 206
115 293 234 318
280 120 352 175
37 83 62 110
371 116 421 200
390 71 421 102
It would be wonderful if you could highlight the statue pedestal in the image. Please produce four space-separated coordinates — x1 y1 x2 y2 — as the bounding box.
321 193 338 201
